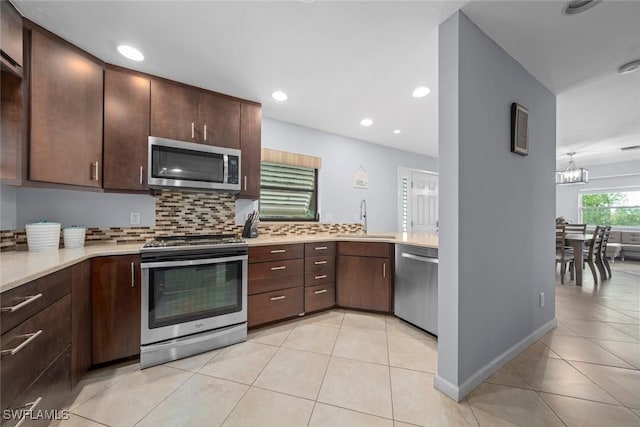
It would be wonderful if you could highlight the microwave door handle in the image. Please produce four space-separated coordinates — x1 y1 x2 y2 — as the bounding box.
223 154 229 184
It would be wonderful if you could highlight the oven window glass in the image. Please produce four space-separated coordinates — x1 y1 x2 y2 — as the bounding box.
148 260 242 329
152 145 224 183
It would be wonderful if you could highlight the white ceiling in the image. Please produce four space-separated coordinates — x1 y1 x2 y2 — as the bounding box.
12 1 640 167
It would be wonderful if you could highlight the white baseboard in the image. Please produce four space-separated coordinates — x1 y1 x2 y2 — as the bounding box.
434 318 557 402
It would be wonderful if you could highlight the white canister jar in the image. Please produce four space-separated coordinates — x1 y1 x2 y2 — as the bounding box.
63 226 86 249
25 221 61 252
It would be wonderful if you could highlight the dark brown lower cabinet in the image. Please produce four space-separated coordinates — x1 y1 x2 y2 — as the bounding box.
71 260 91 387
91 255 141 365
248 286 303 327
337 255 391 312
3 349 71 427
305 284 336 313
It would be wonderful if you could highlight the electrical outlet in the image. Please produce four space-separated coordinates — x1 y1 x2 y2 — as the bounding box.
540 292 545 308
130 212 141 225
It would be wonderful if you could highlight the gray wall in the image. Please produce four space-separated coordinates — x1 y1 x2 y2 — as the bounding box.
246 118 438 232
437 12 556 399
1 185 17 229
12 187 155 229
556 160 640 223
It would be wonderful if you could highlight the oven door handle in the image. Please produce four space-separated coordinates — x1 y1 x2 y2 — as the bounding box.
141 255 248 269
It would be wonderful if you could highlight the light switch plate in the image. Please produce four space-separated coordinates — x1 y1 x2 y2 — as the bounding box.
130 212 141 225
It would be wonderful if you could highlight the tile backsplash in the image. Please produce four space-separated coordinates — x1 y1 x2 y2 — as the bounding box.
1 190 364 251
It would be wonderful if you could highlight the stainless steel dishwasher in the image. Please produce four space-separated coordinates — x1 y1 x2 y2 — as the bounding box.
394 244 438 336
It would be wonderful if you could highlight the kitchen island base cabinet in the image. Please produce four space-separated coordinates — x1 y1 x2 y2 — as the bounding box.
91 255 141 365
336 242 393 313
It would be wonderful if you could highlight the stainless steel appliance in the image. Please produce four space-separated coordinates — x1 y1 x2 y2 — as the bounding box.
394 244 438 335
140 234 248 368
148 136 241 192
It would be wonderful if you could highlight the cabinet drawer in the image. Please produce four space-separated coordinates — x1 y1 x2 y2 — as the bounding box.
1 268 71 335
337 242 391 258
304 255 335 274
249 244 304 263
304 242 335 255
248 259 303 295
304 269 335 287
305 284 335 313
4 349 71 427
248 286 303 327
1 295 71 411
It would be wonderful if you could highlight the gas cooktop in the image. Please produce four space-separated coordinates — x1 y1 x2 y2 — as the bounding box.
142 234 247 251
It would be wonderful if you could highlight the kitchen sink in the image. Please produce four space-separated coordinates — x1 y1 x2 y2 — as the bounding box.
334 234 396 240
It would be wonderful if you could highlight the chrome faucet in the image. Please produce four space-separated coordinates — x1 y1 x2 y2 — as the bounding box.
360 199 367 234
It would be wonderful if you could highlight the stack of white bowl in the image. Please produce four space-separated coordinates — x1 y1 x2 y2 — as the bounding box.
25 221 61 251
63 226 86 249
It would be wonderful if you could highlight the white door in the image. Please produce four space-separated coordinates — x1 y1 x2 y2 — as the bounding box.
411 171 438 233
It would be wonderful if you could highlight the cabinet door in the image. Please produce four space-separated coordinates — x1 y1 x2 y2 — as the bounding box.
0 1 23 73
0 70 22 182
71 261 91 387
104 68 150 191
337 256 390 312
150 79 199 142
30 29 103 187
238 103 261 199
198 91 240 148
91 255 141 365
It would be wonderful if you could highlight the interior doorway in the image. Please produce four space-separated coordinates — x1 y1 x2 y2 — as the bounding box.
398 168 439 234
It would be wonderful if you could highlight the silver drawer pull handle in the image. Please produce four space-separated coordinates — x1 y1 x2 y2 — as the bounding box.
204 124 207 141
314 289 328 295
131 262 135 288
270 249 286 254
139 166 144 184
1 294 43 312
315 274 327 280
271 266 286 271
315 246 328 250
383 262 386 278
15 397 43 427
191 122 195 139
270 296 286 301
314 260 328 265
1 330 43 356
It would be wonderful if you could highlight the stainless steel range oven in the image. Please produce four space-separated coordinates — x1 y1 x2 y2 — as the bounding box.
140 235 248 368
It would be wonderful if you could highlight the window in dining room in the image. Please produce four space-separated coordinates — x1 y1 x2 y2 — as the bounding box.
580 191 640 227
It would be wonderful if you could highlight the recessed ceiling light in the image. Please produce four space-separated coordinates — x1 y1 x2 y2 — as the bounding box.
618 59 640 75
393 129 401 134
562 0 601 15
360 118 373 127
271 91 288 102
117 45 144 61
412 86 431 98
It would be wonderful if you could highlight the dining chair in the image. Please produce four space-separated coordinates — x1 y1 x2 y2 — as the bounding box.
582 226 605 285
599 225 612 279
556 226 575 284
564 223 587 234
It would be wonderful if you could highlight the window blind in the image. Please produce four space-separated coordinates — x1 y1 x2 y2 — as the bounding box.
260 162 317 220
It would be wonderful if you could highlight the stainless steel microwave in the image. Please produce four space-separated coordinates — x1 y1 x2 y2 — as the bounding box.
148 136 241 192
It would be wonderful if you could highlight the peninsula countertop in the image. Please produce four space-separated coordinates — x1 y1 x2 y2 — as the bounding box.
0 232 438 293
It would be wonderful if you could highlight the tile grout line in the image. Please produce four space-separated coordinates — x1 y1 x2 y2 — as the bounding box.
533 389 569 427
384 317 395 422
131 367 197 426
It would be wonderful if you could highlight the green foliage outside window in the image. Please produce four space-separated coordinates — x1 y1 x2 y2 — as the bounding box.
581 192 640 226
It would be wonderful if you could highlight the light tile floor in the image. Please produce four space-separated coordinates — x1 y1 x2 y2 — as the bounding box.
57 261 640 426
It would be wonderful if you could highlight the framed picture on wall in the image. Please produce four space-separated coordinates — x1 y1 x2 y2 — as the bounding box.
511 103 529 156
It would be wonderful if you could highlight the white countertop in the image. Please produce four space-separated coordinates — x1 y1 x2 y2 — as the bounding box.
0 233 438 293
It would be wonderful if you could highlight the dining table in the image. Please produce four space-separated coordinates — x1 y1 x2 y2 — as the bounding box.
565 233 593 286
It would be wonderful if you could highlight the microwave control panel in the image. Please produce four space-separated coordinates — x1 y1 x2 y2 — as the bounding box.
228 156 239 184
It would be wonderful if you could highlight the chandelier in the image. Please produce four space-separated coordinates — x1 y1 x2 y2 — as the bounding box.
556 152 589 185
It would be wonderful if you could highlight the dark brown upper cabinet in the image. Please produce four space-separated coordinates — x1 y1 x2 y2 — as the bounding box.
1 1 23 76
103 66 151 192
150 79 240 148
29 27 104 188
238 103 261 199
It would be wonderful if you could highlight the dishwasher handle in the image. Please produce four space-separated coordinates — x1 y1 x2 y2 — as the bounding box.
401 252 439 264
